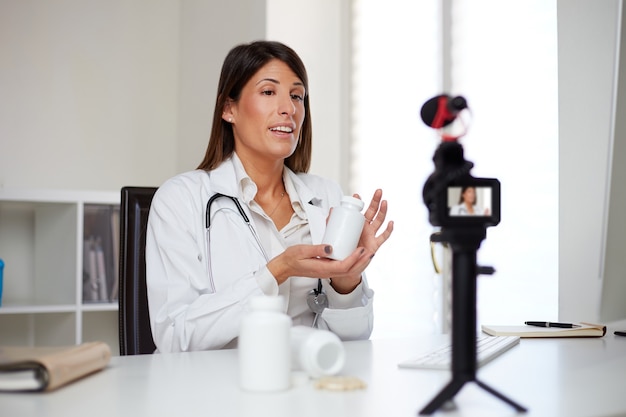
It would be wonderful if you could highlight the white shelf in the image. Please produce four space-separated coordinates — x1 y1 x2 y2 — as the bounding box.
0 304 77 314
0 188 118 204
0 188 120 353
81 302 119 312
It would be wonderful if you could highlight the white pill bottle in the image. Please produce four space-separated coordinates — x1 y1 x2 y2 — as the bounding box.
290 326 346 378
239 295 292 392
322 196 366 260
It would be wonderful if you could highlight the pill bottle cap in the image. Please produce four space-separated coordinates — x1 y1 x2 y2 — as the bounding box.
340 196 364 211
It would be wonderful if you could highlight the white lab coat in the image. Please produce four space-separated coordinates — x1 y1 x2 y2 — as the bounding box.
146 157 374 353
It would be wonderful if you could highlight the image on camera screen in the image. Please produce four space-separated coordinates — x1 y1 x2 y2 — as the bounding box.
447 186 492 217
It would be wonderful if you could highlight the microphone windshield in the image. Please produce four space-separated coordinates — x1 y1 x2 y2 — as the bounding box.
420 95 468 128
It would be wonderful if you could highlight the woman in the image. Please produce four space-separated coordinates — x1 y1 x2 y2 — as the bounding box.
145 40 393 352
449 186 489 216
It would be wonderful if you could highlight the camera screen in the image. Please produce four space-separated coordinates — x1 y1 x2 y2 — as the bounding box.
447 186 493 217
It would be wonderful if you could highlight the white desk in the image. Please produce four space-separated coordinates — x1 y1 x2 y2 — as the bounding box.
2 323 626 417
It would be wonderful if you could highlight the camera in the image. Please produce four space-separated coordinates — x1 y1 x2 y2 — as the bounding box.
422 139 500 229
439 178 500 227
420 94 500 230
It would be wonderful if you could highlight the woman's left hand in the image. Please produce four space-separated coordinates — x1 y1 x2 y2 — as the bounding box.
357 189 394 254
329 189 394 293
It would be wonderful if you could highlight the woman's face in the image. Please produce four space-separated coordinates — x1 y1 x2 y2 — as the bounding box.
462 187 475 204
224 59 306 164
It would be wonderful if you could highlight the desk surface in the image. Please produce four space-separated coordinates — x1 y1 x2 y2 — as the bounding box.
3 323 626 417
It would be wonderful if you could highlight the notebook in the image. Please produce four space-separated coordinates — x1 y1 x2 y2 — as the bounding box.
0 341 111 392
481 322 606 338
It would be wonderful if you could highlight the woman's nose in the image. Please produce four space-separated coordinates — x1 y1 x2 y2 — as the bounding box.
278 94 296 116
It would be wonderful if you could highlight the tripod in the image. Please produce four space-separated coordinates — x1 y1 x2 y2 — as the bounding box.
418 95 526 413
419 227 527 415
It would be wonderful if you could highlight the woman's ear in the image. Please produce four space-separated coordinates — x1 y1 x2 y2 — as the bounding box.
222 99 234 123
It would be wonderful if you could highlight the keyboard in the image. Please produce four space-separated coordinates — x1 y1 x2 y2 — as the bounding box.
398 333 520 370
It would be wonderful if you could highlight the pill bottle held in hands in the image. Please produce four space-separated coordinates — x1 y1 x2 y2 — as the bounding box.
322 196 366 260
239 295 292 392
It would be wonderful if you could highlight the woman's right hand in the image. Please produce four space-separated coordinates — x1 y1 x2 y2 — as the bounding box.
267 244 371 286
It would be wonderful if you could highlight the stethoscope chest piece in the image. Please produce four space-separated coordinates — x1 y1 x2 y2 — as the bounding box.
307 279 328 314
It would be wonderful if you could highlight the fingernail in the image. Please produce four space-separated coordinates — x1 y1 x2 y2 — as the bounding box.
324 245 332 254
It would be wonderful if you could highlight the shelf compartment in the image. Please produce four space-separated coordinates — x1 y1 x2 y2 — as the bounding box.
0 312 76 346
0 200 77 306
83 310 120 356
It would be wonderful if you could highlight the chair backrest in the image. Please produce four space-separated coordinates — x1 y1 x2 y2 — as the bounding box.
118 186 158 355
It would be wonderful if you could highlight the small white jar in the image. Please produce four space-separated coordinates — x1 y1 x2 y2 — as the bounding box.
239 295 292 392
322 196 366 260
290 326 346 378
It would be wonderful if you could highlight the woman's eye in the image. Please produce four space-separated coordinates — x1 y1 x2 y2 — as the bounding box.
291 94 304 102
262 90 274 96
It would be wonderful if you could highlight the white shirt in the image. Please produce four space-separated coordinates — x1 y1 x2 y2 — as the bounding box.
449 203 484 216
146 154 374 352
234 154 347 326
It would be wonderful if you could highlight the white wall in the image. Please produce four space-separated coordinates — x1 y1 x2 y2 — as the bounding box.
0 0 344 192
558 0 622 322
266 0 350 189
0 0 180 190
0 0 272 191
177 0 267 173
601 0 626 322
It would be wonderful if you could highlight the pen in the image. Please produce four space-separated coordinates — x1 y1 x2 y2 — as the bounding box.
525 321 581 328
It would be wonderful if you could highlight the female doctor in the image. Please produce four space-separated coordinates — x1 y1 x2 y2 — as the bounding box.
145 40 393 353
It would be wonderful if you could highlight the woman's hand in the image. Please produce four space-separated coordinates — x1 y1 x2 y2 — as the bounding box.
329 189 394 293
267 244 370 289
267 189 393 294
356 189 394 254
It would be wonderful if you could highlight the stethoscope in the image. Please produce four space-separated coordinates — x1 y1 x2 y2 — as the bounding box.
205 193 328 322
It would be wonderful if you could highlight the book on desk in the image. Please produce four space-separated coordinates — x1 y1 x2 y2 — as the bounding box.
0 341 111 392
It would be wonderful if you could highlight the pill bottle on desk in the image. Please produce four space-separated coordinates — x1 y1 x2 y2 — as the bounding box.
239 295 292 392
322 196 366 260
290 326 345 378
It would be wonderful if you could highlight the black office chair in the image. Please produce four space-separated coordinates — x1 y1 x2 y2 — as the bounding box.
118 186 158 355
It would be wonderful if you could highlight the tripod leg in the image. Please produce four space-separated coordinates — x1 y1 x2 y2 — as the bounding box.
475 379 527 413
419 377 468 415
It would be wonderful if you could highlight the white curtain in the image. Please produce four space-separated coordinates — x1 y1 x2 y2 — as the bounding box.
352 0 558 338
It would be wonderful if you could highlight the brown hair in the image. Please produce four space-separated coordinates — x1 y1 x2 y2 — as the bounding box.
197 40 312 173
458 186 477 204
